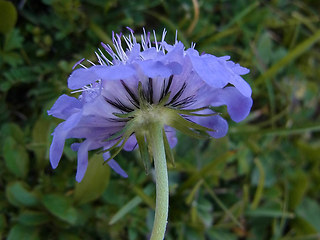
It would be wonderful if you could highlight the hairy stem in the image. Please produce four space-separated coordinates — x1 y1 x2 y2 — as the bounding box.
149 123 169 240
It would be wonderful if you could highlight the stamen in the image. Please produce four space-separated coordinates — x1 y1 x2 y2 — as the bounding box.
153 30 159 51
95 51 107 65
126 26 134 33
72 58 85 70
87 60 96 66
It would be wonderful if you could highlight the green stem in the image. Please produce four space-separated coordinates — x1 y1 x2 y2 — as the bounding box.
149 123 169 240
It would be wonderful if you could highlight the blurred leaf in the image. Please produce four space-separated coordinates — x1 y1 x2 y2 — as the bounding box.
18 210 50 226
42 194 78 225
221 1 259 31
132 184 155 209
74 154 110 205
197 197 214 228
185 227 205 240
31 116 51 168
251 158 265 210
7 224 40 240
3 29 23 52
288 171 308 210
3 137 29 178
246 208 294 218
0 51 23 67
0 0 17 34
6 182 39 208
257 32 273 66
0 214 6 232
180 151 234 191
296 198 320 232
207 229 237 240
256 29 320 86
1 122 24 142
58 232 82 240
109 196 142 225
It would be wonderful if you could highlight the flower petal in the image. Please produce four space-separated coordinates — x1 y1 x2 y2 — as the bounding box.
123 135 138 151
187 50 252 97
164 126 178 148
47 94 82 119
49 123 68 169
68 65 135 90
136 60 172 78
103 152 128 178
186 50 226 89
210 87 253 122
75 140 90 182
195 114 228 138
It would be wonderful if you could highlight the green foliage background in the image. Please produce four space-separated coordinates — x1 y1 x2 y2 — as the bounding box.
1 0 320 239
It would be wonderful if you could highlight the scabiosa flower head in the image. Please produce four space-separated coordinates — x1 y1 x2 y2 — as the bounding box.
48 28 252 182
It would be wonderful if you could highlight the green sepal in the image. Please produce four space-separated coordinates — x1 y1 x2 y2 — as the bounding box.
103 133 131 163
135 131 151 174
101 121 136 162
172 106 219 117
169 110 216 133
138 82 149 109
163 129 175 167
170 119 209 139
170 106 208 113
158 91 171 106
104 120 135 142
113 111 136 119
174 111 219 117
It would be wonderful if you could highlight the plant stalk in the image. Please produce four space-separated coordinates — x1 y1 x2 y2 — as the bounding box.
149 123 169 240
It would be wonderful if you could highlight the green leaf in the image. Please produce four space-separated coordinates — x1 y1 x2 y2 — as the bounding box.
31 116 51 169
4 29 24 52
6 182 39 208
74 154 110 205
288 171 309 210
3 136 29 178
256 29 320 86
207 228 237 240
257 32 273 66
42 194 78 225
109 196 142 225
296 198 320 232
180 151 234 191
245 208 294 218
7 224 40 240
1 122 24 143
132 184 155 209
0 0 17 34
0 214 6 232
58 232 82 240
18 210 50 226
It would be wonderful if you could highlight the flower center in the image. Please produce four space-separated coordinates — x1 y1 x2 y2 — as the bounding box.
104 75 196 122
131 105 173 131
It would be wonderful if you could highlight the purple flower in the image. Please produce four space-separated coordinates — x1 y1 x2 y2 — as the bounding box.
48 29 252 182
